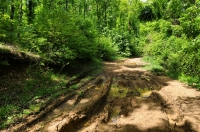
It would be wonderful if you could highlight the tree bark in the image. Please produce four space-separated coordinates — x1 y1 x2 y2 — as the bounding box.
84 0 86 19
19 0 23 23
10 0 15 19
27 0 34 23
66 0 68 10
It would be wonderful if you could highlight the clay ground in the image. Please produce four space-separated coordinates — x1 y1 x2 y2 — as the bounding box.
3 58 200 132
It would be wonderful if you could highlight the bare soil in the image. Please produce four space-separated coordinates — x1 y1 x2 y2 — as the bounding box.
3 58 200 132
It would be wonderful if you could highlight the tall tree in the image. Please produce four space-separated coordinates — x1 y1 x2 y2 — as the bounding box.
10 0 15 19
27 0 35 23
19 0 23 23
166 0 183 20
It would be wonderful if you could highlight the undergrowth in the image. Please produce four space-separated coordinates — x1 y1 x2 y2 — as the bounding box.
139 18 200 90
0 59 101 129
0 65 66 129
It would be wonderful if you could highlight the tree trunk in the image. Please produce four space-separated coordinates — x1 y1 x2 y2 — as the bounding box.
66 0 68 10
104 2 107 22
95 0 100 21
84 0 86 19
27 0 34 23
19 0 23 23
10 0 15 19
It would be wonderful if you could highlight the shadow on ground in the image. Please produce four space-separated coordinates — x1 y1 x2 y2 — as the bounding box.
2 58 200 132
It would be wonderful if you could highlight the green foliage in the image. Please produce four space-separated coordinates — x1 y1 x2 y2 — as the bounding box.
180 5 200 38
0 61 9 66
0 14 16 42
112 31 132 57
166 0 183 19
15 24 37 50
180 35 200 78
143 57 165 73
139 6 155 21
96 36 118 61
0 105 18 120
178 73 200 89
1 0 200 128
0 0 199 88
139 19 171 36
0 105 19 128
0 0 144 64
139 3 200 88
16 9 100 64
151 0 169 19
171 25 184 37
0 65 67 129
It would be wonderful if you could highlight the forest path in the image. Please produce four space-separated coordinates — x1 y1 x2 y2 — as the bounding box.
25 58 200 132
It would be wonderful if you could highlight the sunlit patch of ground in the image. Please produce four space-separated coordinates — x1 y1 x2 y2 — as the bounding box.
3 58 200 132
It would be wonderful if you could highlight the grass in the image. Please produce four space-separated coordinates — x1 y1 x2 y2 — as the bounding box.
0 43 104 129
0 60 102 129
178 73 200 90
143 57 165 74
0 65 68 129
143 56 200 90
77 91 85 97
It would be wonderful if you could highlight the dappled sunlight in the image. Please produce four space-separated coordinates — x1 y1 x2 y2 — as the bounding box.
113 65 145 72
66 99 77 105
1 0 200 130
104 58 147 73
79 99 89 104
161 80 200 98
4 57 200 132
117 110 169 131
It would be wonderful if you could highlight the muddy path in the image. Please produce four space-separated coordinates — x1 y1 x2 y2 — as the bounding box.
6 58 200 132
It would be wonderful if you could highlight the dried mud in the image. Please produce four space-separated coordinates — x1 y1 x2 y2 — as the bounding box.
4 58 200 132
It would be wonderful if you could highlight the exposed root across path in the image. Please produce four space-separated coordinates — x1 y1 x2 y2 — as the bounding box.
6 58 200 132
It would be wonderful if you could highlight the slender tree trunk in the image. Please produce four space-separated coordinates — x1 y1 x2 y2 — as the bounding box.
10 0 15 42
10 0 15 19
1 4 5 15
66 0 68 10
78 3 82 15
95 0 100 21
104 2 107 22
84 0 86 19
19 0 23 23
27 0 34 23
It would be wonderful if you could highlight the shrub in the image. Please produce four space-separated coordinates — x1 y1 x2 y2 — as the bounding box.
171 25 184 37
180 6 200 38
0 14 16 42
180 35 200 77
96 36 118 61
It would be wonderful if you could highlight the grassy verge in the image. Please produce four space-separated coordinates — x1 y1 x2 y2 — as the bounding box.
0 65 67 129
0 44 103 129
143 57 165 74
0 43 41 61
0 63 102 129
143 57 200 90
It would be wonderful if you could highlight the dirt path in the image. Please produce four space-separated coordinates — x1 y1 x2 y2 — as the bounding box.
7 58 200 132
